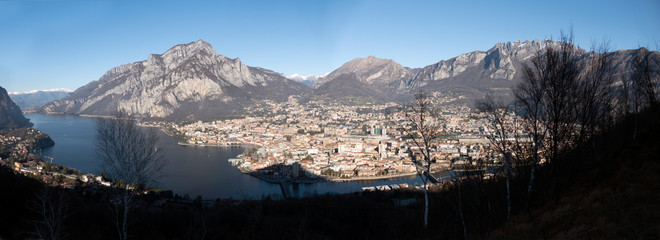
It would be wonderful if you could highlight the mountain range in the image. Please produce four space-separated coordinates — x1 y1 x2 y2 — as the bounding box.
311 40 564 102
311 40 657 103
9 89 72 110
38 39 658 121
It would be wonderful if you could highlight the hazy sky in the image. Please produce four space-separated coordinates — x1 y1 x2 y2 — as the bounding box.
1 0 659 93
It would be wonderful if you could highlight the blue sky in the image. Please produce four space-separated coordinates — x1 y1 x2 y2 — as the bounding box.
1 0 659 93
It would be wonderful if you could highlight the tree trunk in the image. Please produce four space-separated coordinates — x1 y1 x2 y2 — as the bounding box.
527 141 539 201
122 190 129 240
505 154 511 220
423 179 428 229
458 180 467 239
527 157 536 200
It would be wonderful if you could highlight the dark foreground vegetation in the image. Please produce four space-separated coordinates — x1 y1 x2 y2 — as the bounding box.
489 104 660 239
0 106 657 239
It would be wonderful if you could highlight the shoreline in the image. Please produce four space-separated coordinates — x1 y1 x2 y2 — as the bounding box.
147 126 448 184
326 172 420 182
176 142 249 148
244 170 323 184
242 168 453 184
179 140 447 183
326 169 451 182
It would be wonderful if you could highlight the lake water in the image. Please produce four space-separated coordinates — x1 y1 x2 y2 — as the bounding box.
26 113 429 200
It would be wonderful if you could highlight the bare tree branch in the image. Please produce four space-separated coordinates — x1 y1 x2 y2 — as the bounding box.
29 187 69 240
96 110 166 240
399 91 443 229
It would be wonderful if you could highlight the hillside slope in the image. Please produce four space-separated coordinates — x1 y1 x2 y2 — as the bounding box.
489 109 660 239
0 86 32 130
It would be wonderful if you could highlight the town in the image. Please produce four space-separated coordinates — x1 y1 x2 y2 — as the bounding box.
158 93 508 184
1 92 516 194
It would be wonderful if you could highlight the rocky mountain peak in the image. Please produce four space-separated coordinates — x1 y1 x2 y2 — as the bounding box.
491 39 585 59
168 39 215 55
39 40 310 120
315 56 413 87
156 40 225 70
344 56 396 72
491 39 547 60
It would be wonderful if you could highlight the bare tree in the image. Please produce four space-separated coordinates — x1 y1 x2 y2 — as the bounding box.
513 30 583 203
401 91 443 229
187 209 211 240
513 62 547 203
613 47 659 140
576 42 615 144
631 47 658 110
29 187 69 240
476 94 514 219
626 47 659 140
617 75 632 119
541 31 582 167
455 177 467 240
96 110 165 240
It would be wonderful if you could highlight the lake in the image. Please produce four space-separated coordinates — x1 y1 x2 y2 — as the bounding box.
26 113 429 200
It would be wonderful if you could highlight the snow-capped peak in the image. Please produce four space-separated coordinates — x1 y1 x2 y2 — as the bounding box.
9 88 73 95
287 73 329 82
287 73 305 80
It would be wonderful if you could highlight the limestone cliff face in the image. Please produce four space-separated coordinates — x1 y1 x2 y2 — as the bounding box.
408 40 560 88
40 40 310 120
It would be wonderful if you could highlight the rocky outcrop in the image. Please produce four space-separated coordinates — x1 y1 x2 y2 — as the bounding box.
39 40 310 120
409 39 560 87
0 86 32 130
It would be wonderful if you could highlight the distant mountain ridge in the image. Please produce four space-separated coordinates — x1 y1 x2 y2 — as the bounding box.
39 40 310 120
9 88 72 95
312 39 569 102
287 73 327 86
38 39 657 120
312 39 659 103
9 89 72 110
0 86 32 130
